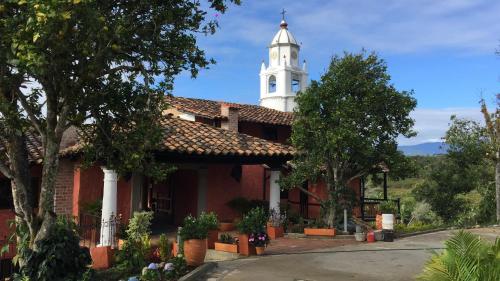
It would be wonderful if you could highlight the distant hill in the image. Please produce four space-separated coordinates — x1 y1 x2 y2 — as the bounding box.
398 142 448 156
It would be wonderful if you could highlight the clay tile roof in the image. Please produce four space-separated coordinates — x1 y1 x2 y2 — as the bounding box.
165 96 294 126
2 118 294 163
160 117 295 157
0 128 79 164
0 131 44 164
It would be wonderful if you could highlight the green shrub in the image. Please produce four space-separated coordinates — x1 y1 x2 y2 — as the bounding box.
158 234 172 262
418 231 500 281
226 197 269 216
411 201 442 225
219 233 235 244
199 212 218 231
400 197 416 224
379 200 398 214
179 215 209 240
116 212 154 273
80 199 103 217
308 218 328 229
164 256 188 280
236 207 267 234
127 211 154 240
394 221 441 234
15 218 91 281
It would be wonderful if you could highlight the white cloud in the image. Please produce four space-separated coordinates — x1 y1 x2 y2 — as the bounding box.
398 107 484 145
212 0 500 55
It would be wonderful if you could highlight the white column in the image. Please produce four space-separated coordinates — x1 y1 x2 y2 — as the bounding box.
100 167 118 247
269 170 281 214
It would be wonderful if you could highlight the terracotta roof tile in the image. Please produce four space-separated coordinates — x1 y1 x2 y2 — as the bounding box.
165 96 294 126
159 117 294 157
2 117 294 164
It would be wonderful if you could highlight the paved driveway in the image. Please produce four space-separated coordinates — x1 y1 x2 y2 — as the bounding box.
200 228 499 281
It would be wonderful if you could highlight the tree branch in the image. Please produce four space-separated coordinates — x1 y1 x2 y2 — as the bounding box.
295 184 322 201
0 157 13 179
15 89 45 138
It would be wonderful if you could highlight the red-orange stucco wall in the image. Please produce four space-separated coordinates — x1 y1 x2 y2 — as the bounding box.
72 165 133 222
172 169 198 225
240 165 265 201
206 164 242 222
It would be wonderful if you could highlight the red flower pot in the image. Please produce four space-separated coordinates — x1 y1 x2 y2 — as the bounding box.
238 234 256 256
183 239 207 266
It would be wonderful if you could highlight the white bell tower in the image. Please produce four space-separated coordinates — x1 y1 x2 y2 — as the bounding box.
260 12 308 112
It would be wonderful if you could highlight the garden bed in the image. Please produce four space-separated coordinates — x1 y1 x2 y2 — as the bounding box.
304 228 336 237
394 223 445 236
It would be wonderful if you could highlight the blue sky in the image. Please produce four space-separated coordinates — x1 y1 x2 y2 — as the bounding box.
172 0 500 145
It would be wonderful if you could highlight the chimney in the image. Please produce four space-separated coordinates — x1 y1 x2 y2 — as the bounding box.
220 103 239 131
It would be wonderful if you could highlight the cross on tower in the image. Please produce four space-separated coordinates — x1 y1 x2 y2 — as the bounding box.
281 8 286 21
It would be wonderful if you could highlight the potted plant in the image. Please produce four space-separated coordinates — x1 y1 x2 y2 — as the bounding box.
199 212 219 249
214 233 239 253
249 232 269 255
379 201 397 230
267 208 285 239
179 214 209 266
303 219 336 237
236 207 267 256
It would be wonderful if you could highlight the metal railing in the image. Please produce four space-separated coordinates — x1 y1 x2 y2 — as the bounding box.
76 213 122 249
361 198 401 221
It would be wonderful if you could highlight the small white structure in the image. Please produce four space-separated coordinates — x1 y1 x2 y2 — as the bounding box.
260 16 308 112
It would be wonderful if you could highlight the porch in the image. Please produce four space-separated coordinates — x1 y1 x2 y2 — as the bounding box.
80 117 295 247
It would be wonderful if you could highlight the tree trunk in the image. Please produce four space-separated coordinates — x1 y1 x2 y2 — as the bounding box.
33 136 61 246
326 189 336 228
496 160 500 224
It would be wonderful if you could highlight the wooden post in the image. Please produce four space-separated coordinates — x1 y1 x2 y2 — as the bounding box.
383 172 388 200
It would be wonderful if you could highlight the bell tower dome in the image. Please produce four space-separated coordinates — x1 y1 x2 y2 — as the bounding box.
259 12 308 112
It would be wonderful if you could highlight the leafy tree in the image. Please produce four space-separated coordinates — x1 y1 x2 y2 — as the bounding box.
412 155 477 222
282 51 416 227
0 0 239 272
414 114 497 224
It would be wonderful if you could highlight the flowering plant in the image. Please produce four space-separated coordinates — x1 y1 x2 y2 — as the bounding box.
248 232 269 247
268 208 286 227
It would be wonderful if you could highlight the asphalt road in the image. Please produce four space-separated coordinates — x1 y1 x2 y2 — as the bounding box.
199 228 499 281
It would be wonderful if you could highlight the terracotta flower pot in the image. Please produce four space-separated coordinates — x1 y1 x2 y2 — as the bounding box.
304 228 336 237
238 234 256 256
183 239 207 266
207 230 218 249
219 222 235 231
267 225 284 239
375 214 383 230
255 246 265 255
172 242 178 257
214 242 238 253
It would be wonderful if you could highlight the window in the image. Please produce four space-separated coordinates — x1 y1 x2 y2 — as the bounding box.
268 75 276 93
263 126 278 141
291 74 301 92
0 179 13 210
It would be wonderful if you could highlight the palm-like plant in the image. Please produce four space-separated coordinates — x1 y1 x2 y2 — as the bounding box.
418 231 500 281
